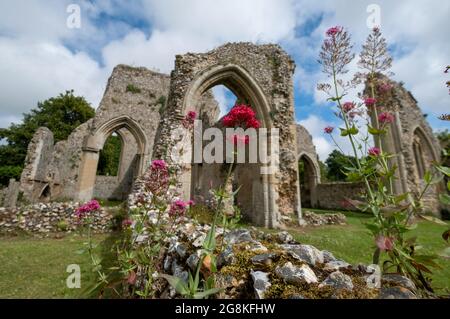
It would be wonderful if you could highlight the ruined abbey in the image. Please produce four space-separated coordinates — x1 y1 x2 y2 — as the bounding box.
4 43 442 227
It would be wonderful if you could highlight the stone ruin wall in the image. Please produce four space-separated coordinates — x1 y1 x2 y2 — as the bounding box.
368 76 443 214
153 43 300 227
3 42 443 226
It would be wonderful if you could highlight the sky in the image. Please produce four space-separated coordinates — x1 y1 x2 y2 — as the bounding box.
0 0 448 159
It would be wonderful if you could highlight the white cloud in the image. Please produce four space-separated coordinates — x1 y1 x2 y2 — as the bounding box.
299 114 372 161
0 38 106 117
211 85 237 118
0 0 448 140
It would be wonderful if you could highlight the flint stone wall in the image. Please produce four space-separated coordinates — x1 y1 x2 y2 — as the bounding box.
315 182 365 211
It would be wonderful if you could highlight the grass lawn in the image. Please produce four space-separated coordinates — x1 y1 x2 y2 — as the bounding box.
0 233 112 298
283 209 450 294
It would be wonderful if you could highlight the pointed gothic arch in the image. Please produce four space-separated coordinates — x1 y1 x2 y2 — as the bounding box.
76 116 147 202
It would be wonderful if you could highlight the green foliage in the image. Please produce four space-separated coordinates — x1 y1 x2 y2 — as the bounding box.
325 150 357 182
0 166 22 185
97 134 121 176
0 90 95 185
56 220 69 232
126 84 141 94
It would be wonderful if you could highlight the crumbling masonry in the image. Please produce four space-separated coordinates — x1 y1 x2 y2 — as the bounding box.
11 43 442 226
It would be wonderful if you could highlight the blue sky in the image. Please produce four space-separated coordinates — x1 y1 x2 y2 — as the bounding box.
0 0 448 158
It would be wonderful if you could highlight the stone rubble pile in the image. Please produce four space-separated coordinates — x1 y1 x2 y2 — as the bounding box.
131 209 416 299
0 202 112 234
300 210 347 226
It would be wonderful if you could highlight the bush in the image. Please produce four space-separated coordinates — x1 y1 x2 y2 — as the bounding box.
56 220 69 232
109 207 128 231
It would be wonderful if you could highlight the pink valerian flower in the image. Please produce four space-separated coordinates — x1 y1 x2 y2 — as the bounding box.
168 199 194 218
144 160 169 195
151 159 167 170
75 200 101 219
127 270 137 285
326 26 342 37
324 126 334 134
182 110 197 128
376 235 394 251
222 105 261 129
368 147 381 157
342 102 356 113
378 112 395 124
364 98 377 107
122 218 133 228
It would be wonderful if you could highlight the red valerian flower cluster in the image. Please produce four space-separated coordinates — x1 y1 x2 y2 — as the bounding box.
168 199 194 218
342 102 356 113
222 104 261 145
364 97 377 107
326 26 342 37
182 111 197 129
122 218 133 228
368 147 381 157
376 235 394 251
324 126 334 134
222 105 260 129
378 112 395 124
75 200 101 219
144 159 169 195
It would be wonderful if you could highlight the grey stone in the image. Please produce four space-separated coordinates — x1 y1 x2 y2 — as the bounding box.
379 287 417 299
224 229 253 245
186 253 200 271
217 245 235 268
275 262 318 285
276 231 294 244
171 260 188 283
382 274 417 292
250 270 271 299
319 271 354 291
251 253 278 266
322 250 337 263
324 260 351 271
281 244 324 266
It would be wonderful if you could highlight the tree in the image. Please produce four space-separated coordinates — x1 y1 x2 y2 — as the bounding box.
97 134 122 176
325 149 357 182
0 90 95 185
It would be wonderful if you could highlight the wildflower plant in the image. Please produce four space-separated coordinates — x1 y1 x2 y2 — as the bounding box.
74 200 109 293
318 26 446 294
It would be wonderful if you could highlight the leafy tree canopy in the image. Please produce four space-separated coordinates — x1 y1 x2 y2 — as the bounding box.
324 149 357 182
0 90 95 185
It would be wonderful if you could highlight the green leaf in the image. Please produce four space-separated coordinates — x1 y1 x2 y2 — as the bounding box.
203 225 216 252
439 193 450 206
368 126 386 135
419 214 448 226
348 125 359 135
193 288 222 299
423 171 432 184
159 274 189 296
340 128 350 137
435 165 450 177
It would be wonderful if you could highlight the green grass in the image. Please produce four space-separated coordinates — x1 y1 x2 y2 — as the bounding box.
284 209 450 293
0 209 448 298
0 233 115 298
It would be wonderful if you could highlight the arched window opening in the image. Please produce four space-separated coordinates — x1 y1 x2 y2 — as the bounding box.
97 132 121 177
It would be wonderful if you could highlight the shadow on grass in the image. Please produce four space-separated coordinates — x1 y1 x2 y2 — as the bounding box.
80 231 126 299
